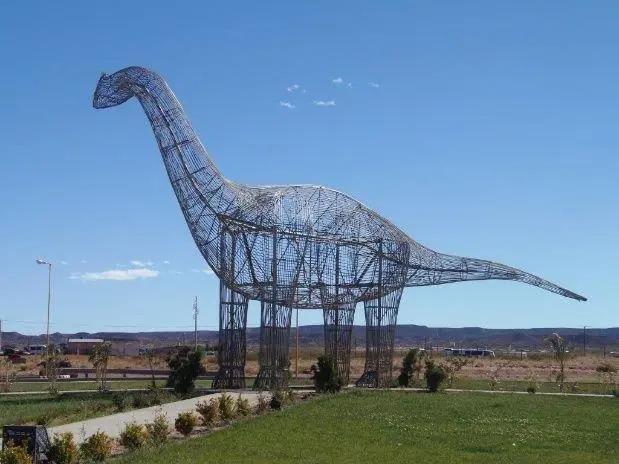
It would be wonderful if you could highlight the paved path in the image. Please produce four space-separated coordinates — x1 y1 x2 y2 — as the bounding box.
48 391 266 443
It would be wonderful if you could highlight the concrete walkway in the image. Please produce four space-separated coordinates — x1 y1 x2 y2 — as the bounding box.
48 391 265 443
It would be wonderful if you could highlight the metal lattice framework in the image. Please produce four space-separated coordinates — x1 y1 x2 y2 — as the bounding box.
93 66 586 389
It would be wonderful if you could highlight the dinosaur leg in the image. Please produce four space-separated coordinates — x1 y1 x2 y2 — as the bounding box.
323 303 356 385
212 282 249 389
253 300 292 390
356 288 403 388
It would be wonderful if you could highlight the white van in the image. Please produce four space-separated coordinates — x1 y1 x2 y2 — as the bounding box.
26 345 47 355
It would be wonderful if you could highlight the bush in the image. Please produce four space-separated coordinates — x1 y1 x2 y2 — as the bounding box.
255 393 269 414
112 391 130 411
48 432 78 464
145 412 170 446
131 392 151 409
166 346 206 395
424 360 447 393
313 355 344 393
196 398 220 427
219 393 237 420
79 431 112 463
398 348 426 387
596 363 617 374
175 411 198 436
236 395 251 417
0 440 32 464
119 422 148 451
270 390 286 410
526 385 536 394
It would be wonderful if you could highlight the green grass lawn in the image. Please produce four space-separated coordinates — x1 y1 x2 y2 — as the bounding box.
8 377 312 393
0 389 181 428
115 391 619 464
0 393 118 428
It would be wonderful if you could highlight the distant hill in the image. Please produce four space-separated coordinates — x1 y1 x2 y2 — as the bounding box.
2 326 618 352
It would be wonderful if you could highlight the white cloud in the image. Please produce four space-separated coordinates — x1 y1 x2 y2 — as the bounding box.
280 101 295 109
191 269 200 273
332 77 343 84
80 260 87 264
163 260 170 265
130 260 154 267
313 100 336 107
60 261 68 265
70 268 159 282
286 84 300 92
202 268 215 276
347 82 353 88
169 270 183 275
369 82 380 88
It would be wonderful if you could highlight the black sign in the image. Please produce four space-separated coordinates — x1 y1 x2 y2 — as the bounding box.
2 425 50 463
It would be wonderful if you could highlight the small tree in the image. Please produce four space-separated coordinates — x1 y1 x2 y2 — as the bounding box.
0 357 16 393
442 356 468 387
543 333 570 392
398 348 426 387
312 355 343 393
166 346 206 395
140 346 159 389
89 342 112 392
424 359 447 393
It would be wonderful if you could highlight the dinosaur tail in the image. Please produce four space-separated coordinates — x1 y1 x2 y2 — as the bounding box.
405 251 586 301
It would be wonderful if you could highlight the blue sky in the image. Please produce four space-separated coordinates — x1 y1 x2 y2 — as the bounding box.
1 1 617 335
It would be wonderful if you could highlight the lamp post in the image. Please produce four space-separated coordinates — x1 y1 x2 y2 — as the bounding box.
36 259 52 356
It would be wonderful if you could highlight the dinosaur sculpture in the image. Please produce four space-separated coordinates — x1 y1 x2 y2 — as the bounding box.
93 66 585 389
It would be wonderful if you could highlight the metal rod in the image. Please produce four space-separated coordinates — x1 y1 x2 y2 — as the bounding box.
46 263 52 356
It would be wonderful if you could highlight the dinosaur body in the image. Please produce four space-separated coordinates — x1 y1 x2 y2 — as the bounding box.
93 66 585 388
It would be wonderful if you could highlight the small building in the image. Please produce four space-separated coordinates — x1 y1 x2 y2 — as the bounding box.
66 338 104 355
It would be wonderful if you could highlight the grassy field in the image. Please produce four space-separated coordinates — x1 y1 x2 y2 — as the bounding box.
114 391 618 464
0 393 118 428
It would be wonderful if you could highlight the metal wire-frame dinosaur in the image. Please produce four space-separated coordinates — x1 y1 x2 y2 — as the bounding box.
93 66 586 389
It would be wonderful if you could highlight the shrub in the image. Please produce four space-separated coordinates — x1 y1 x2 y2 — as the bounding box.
112 391 129 411
79 431 112 463
526 385 536 394
219 393 237 420
175 411 198 436
119 422 148 451
145 412 170 446
487 366 502 391
48 432 78 464
286 389 295 404
255 393 269 414
196 398 220 427
313 355 344 393
0 440 32 464
424 360 447 393
398 348 426 387
131 392 151 409
166 346 206 395
270 390 286 410
236 395 251 417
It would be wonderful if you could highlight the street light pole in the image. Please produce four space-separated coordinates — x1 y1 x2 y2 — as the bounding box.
36 259 52 356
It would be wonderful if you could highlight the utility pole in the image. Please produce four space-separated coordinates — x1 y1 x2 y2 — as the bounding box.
582 325 592 355
193 297 199 350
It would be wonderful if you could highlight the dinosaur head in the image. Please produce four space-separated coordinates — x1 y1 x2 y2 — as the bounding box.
93 71 135 109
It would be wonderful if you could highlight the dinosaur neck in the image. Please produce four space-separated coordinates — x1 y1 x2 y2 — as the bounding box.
125 68 237 219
